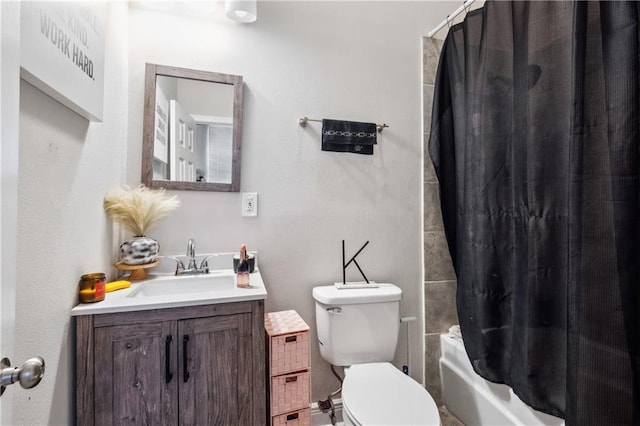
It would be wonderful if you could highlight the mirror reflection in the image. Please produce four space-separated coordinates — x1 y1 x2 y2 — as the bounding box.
142 64 243 192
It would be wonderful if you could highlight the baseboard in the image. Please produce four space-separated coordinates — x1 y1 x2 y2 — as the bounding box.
311 398 343 426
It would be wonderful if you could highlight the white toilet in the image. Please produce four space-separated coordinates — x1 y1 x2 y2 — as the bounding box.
313 283 441 426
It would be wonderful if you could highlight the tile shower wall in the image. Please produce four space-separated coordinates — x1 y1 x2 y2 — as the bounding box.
423 37 458 406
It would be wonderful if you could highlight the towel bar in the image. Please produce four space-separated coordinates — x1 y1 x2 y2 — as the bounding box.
298 116 389 133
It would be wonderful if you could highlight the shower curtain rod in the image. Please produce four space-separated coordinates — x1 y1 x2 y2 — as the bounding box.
427 0 477 37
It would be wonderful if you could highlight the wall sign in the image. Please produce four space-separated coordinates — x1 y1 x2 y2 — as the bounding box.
20 2 106 122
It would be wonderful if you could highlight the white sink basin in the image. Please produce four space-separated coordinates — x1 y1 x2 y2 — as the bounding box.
127 273 235 298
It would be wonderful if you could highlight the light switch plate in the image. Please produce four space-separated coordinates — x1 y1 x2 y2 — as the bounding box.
242 192 258 217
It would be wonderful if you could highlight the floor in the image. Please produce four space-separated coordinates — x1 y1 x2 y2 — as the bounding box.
314 405 464 426
439 405 465 426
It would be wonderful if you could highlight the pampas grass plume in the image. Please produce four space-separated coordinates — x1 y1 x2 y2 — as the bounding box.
103 185 181 236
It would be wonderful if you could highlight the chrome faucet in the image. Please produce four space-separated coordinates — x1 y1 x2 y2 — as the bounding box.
186 239 197 270
172 239 210 275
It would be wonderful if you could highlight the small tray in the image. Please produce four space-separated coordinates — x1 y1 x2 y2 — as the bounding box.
115 260 159 281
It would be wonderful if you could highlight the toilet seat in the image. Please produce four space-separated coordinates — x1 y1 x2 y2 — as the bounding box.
341 362 440 426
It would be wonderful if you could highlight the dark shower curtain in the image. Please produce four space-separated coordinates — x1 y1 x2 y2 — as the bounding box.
428 2 639 425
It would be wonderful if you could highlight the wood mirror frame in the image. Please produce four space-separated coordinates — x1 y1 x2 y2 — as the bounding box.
141 63 243 192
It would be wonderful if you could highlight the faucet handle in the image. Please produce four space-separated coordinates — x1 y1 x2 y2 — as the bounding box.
199 255 213 273
168 256 186 274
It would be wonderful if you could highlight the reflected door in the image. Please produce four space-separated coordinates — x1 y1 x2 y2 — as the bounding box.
169 100 196 182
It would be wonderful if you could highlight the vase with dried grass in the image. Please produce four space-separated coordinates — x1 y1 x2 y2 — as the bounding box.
103 185 180 265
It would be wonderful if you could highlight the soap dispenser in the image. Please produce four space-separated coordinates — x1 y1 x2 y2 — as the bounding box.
236 244 250 288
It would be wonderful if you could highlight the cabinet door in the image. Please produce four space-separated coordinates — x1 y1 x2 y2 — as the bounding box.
178 313 252 426
94 321 178 426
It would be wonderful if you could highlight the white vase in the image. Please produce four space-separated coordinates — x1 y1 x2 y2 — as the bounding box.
119 236 159 265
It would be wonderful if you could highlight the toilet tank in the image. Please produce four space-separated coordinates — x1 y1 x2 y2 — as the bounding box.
312 283 402 366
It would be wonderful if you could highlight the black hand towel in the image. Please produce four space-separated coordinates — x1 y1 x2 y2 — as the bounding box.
321 119 377 155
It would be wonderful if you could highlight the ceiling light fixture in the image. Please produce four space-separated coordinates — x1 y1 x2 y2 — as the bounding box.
225 0 257 23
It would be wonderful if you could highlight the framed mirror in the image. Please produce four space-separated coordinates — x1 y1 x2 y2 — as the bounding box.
142 63 243 192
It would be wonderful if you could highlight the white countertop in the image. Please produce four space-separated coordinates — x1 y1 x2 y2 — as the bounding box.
71 268 267 316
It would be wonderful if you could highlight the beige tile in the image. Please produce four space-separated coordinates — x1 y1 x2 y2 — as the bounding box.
423 37 443 85
424 231 456 281
423 84 435 133
425 280 458 334
424 333 443 406
423 182 444 232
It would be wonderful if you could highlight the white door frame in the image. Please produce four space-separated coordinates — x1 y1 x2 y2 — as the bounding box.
0 2 21 423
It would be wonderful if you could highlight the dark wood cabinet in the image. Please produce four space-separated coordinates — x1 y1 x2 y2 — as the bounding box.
76 301 265 426
178 314 252 425
94 321 176 425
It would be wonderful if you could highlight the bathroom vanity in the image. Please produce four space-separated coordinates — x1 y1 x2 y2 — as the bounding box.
72 264 267 426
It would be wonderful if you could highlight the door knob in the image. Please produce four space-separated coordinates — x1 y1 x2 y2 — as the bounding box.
0 356 45 397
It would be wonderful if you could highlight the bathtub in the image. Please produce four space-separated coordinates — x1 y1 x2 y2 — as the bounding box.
439 333 565 426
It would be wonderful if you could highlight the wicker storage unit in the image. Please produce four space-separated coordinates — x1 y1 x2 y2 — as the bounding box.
272 407 312 426
265 310 311 426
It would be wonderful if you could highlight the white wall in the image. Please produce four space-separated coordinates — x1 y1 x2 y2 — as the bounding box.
4 1 455 423
0 1 20 423
12 3 129 425
177 78 234 117
128 1 451 401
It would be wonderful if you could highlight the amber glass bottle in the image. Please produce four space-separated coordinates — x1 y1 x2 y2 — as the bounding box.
79 272 106 303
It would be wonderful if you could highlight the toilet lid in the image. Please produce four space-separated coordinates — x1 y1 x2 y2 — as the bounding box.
342 362 440 426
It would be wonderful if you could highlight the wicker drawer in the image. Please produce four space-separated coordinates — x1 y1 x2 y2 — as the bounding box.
270 370 310 416
271 408 311 426
270 331 309 376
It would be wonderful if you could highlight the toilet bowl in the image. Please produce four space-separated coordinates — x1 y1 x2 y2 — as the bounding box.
312 283 440 425
341 362 440 426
